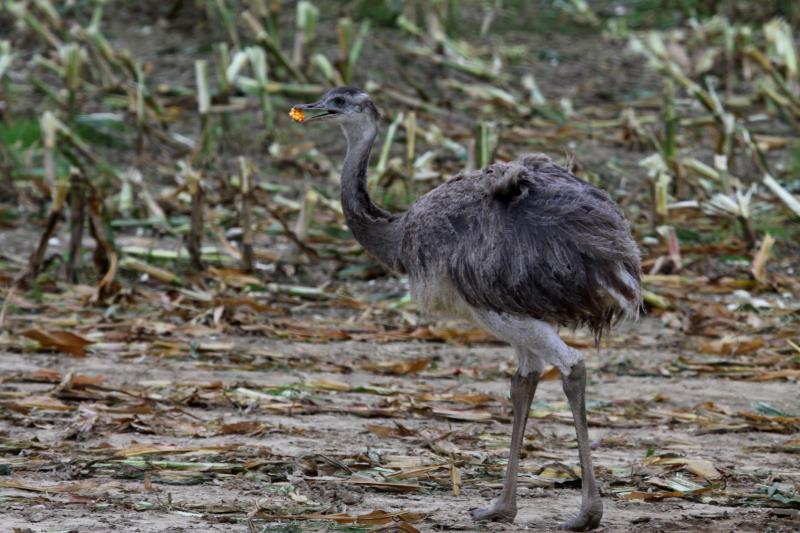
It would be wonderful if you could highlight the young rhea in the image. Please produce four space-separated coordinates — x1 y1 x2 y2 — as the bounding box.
291 87 641 531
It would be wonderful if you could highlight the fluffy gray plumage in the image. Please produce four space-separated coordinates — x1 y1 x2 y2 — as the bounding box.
401 153 641 339
295 87 641 339
295 86 642 530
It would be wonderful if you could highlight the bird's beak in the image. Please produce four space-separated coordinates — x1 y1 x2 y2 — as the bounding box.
290 100 338 123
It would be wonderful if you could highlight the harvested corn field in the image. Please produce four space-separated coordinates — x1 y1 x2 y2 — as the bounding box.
1 1 799 532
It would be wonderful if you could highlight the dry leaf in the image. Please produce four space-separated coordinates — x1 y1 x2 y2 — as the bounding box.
684 459 722 480
367 423 416 438
7 395 72 412
264 509 425 525
384 464 447 480
540 366 561 380
208 267 263 287
746 369 800 381
346 477 422 492
370 522 421 533
624 489 702 501
114 444 236 458
432 408 493 422
646 456 722 480
698 336 765 355
415 392 494 404
362 357 430 375
0 479 101 494
422 323 495 344
304 378 350 391
21 328 93 356
450 463 461 496
751 234 776 283
29 369 105 386
219 421 267 435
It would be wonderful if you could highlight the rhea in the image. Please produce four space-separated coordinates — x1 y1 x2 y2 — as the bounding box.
292 87 641 531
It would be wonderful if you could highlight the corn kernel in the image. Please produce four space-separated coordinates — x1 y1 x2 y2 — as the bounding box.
289 107 305 122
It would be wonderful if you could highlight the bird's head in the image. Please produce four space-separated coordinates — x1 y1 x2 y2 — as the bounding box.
290 86 380 130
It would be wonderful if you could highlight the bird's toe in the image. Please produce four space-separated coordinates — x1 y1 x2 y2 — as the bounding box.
558 509 602 531
469 505 516 523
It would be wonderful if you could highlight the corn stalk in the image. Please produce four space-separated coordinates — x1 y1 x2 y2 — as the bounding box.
246 46 274 131
473 121 496 170
0 41 13 118
632 32 800 219
182 161 205 271
239 157 255 272
292 1 319 70
242 10 306 83
194 59 213 162
336 18 370 85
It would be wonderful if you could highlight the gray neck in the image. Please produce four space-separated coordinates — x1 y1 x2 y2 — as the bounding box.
340 120 404 271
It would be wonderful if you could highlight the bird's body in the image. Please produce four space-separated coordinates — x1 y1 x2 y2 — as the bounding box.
293 87 642 531
400 154 640 333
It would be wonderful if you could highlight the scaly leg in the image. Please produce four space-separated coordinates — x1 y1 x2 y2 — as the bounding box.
468 312 596 526
559 360 603 531
471 369 539 522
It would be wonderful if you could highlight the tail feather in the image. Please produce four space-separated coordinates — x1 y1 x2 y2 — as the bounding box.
490 154 571 202
490 163 527 202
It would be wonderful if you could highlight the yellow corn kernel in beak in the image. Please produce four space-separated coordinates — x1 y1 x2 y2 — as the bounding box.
289 107 305 122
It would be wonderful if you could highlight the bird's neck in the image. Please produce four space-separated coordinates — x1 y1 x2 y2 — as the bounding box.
340 121 404 271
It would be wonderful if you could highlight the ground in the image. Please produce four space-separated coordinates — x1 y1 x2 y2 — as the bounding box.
2 3 800 532
1 264 798 532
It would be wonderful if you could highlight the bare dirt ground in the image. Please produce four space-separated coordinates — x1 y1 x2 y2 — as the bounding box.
1 294 799 532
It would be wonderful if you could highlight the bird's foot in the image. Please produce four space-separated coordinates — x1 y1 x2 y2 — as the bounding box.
558 500 603 531
469 503 516 523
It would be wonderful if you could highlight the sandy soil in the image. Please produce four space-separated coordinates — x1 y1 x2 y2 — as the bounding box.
2 315 798 532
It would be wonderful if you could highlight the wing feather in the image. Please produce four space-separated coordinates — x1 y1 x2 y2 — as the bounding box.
452 156 640 338
400 154 641 340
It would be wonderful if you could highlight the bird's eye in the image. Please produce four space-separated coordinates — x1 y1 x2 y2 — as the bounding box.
332 96 345 106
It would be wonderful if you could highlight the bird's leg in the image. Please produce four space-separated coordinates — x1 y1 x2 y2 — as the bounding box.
559 359 603 531
470 369 539 523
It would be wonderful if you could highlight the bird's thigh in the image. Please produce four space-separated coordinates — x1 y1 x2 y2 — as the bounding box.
471 310 582 375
